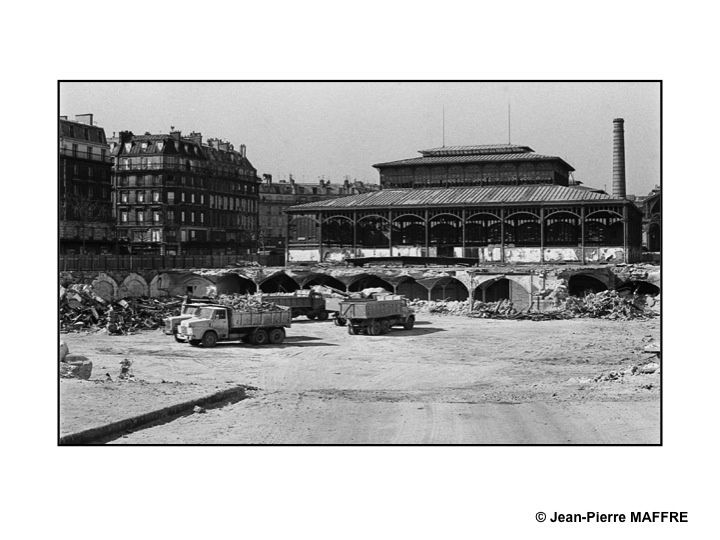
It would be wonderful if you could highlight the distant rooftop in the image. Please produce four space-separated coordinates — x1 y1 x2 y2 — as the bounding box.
373 144 574 171
419 144 534 157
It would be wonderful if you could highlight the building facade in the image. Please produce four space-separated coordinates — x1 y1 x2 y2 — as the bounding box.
111 131 260 255
259 175 379 251
59 114 114 253
286 121 644 265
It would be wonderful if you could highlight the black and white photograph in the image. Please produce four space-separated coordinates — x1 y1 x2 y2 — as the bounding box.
57 81 661 445
6 2 719 537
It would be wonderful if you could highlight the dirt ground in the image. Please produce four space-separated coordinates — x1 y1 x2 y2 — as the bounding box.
60 314 660 444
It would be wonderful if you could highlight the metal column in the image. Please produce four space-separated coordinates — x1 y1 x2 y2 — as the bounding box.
352 210 357 256
622 204 628 263
424 208 430 257
388 210 393 257
539 207 545 263
580 206 586 264
500 208 505 263
317 213 323 263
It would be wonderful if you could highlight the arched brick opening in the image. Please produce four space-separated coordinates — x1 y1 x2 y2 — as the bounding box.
427 277 468 301
568 274 608 296
396 277 427 300
616 280 660 296
216 273 257 295
347 274 394 293
303 274 346 292
119 273 149 298
475 278 510 302
259 272 300 293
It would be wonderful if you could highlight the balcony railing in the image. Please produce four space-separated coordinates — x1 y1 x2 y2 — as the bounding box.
59 147 112 163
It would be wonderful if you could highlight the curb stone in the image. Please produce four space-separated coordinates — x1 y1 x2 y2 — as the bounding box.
59 385 247 445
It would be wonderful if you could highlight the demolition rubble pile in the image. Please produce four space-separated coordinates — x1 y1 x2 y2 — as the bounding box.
409 290 658 321
60 284 183 333
216 294 285 312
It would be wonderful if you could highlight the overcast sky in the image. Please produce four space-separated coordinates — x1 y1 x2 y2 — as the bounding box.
60 81 660 195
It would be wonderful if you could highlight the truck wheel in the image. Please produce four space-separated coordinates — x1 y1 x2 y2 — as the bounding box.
380 320 391 334
307 313 317 320
348 325 357 335
201 331 218 348
367 320 381 336
403 315 415 330
251 328 269 345
268 327 285 344
317 311 329 321
334 317 346 326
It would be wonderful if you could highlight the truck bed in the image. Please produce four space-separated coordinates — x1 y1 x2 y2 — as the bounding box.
230 308 292 328
339 299 405 319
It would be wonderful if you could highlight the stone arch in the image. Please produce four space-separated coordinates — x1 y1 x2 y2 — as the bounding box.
395 276 428 300
216 273 257 295
568 274 608 296
302 273 346 291
475 278 510 302
180 273 215 297
424 276 469 301
259 272 300 293
91 272 118 301
616 280 660 296
346 274 394 293
118 272 149 298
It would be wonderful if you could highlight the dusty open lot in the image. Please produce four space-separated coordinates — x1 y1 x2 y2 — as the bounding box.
60 314 660 444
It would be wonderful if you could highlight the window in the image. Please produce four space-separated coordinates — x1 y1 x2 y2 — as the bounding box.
181 230 188 242
137 210 144 222
153 211 161 222
87 146 92 159
151 229 161 242
181 211 186 223
152 190 160 202
200 194 204 204
137 191 145 203
121 211 128 222
181 192 185 202
120 192 128 203
200 212 204 224
88 167 93 178
136 175 144 187
191 212 195 223
167 192 174 204
167 210 174 222
191 230 197 240
191 193 195 203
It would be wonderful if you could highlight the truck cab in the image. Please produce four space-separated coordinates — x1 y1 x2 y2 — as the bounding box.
163 303 217 341
178 306 231 345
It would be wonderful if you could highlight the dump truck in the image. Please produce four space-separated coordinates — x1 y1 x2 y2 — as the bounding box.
261 290 334 320
339 297 415 335
176 304 292 347
163 297 218 342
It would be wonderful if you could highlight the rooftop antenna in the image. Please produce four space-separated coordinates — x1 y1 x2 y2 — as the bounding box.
507 102 511 144
442 105 446 147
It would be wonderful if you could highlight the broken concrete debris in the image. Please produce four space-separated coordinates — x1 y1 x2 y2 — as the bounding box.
60 352 93 380
60 284 183 333
409 290 657 321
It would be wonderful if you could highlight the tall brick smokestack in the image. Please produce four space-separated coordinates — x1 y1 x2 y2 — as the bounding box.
612 118 626 198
